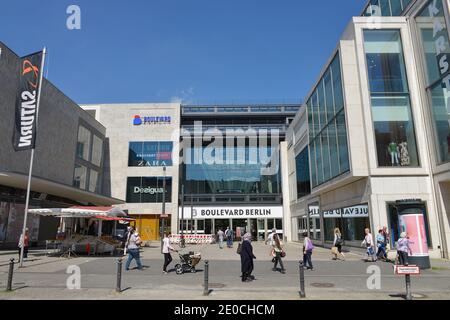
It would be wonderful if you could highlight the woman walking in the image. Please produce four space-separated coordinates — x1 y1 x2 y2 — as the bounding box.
240 233 256 282
332 228 345 261
18 228 30 263
362 228 377 262
272 233 286 274
302 232 314 270
397 232 412 266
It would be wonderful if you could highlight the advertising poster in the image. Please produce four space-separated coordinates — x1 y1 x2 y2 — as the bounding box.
399 213 429 257
0 202 10 241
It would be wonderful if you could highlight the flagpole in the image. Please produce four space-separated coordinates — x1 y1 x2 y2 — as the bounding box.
19 47 46 268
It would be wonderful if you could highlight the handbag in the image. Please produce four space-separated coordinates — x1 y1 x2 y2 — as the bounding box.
335 236 343 246
280 251 286 258
236 242 242 255
331 246 339 255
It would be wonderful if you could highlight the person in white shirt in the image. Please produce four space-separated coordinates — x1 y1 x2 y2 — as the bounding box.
362 228 377 262
162 233 178 274
125 227 143 271
217 229 225 249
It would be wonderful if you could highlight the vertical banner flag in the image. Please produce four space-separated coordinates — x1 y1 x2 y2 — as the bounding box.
13 51 44 151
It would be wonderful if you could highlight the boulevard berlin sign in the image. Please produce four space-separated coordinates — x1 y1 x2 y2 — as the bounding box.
179 206 283 219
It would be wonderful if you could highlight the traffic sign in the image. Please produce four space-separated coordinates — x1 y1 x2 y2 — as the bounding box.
394 265 420 275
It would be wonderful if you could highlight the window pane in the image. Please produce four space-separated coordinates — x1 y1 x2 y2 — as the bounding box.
324 70 334 121
295 147 311 198
429 82 450 163
129 142 143 166
328 121 340 177
312 90 320 135
331 55 344 113
315 137 324 184
318 81 326 130
76 126 91 161
337 111 350 173
390 0 403 15
310 141 317 188
364 29 419 167
379 0 391 16
73 165 87 190
321 131 331 181
91 135 103 167
89 170 100 193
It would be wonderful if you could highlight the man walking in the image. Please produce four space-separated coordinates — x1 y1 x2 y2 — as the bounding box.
217 229 225 249
18 228 30 263
225 227 233 248
162 233 177 274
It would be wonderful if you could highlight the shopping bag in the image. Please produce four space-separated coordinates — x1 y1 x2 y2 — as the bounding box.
331 246 339 255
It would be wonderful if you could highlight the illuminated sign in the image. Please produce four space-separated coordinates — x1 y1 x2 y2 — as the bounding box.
133 115 171 126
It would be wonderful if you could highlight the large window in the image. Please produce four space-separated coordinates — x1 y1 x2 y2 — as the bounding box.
364 29 419 167
295 147 311 199
91 135 103 167
363 0 413 16
129 142 173 167
76 126 91 161
416 0 450 164
126 177 172 203
73 165 87 190
307 53 350 188
183 144 281 195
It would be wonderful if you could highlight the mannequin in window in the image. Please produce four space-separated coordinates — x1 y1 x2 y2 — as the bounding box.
388 142 400 166
399 142 410 166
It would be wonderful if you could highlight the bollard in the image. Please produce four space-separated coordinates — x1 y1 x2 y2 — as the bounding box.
7 258 14 291
405 275 412 301
203 260 209 296
116 258 122 293
299 260 306 298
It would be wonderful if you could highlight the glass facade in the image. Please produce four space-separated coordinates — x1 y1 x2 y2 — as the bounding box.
129 141 173 167
363 0 413 16
295 147 311 199
73 124 104 193
126 177 172 203
182 145 280 196
415 0 450 164
307 53 350 188
364 29 419 167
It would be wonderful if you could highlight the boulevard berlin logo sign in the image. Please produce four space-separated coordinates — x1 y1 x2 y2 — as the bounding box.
133 115 171 126
13 51 44 151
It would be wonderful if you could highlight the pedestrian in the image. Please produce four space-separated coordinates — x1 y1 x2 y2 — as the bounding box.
225 227 233 248
331 228 345 261
362 228 377 262
302 232 314 270
125 227 143 271
18 228 30 262
397 232 412 266
272 233 286 274
217 229 225 249
240 232 256 282
376 229 387 261
265 228 277 263
162 233 178 274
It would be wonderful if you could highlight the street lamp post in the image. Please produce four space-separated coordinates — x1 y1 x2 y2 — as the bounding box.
160 167 166 253
180 184 185 248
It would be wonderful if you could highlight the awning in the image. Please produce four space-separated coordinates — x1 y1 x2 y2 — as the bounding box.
0 171 125 206
29 206 128 219
94 216 135 222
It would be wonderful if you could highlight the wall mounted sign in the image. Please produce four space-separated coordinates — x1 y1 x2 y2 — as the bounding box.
133 115 172 126
179 206 283 219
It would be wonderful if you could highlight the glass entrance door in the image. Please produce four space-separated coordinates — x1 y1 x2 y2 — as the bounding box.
214 219 229 234
232 219 247 241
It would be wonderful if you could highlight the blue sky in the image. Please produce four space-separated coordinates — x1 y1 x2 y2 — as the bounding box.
0 0 367 104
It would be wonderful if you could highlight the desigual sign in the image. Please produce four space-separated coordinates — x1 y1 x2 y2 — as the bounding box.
133 187 164 194
179 206 283 219
133 115 172 126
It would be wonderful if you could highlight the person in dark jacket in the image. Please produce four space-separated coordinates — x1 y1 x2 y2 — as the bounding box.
240 233 256 282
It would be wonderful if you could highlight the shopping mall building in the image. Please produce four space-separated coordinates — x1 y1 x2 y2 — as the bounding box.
81 103 299 241
286 0 450 260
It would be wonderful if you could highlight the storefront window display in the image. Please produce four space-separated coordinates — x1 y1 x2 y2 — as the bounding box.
323 205 370 243
363 29 419 167
308 204 321 240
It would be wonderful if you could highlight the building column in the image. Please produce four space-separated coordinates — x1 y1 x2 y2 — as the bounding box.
280 141 292 242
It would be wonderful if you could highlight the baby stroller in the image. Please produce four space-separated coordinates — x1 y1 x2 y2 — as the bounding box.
175 251 202 275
